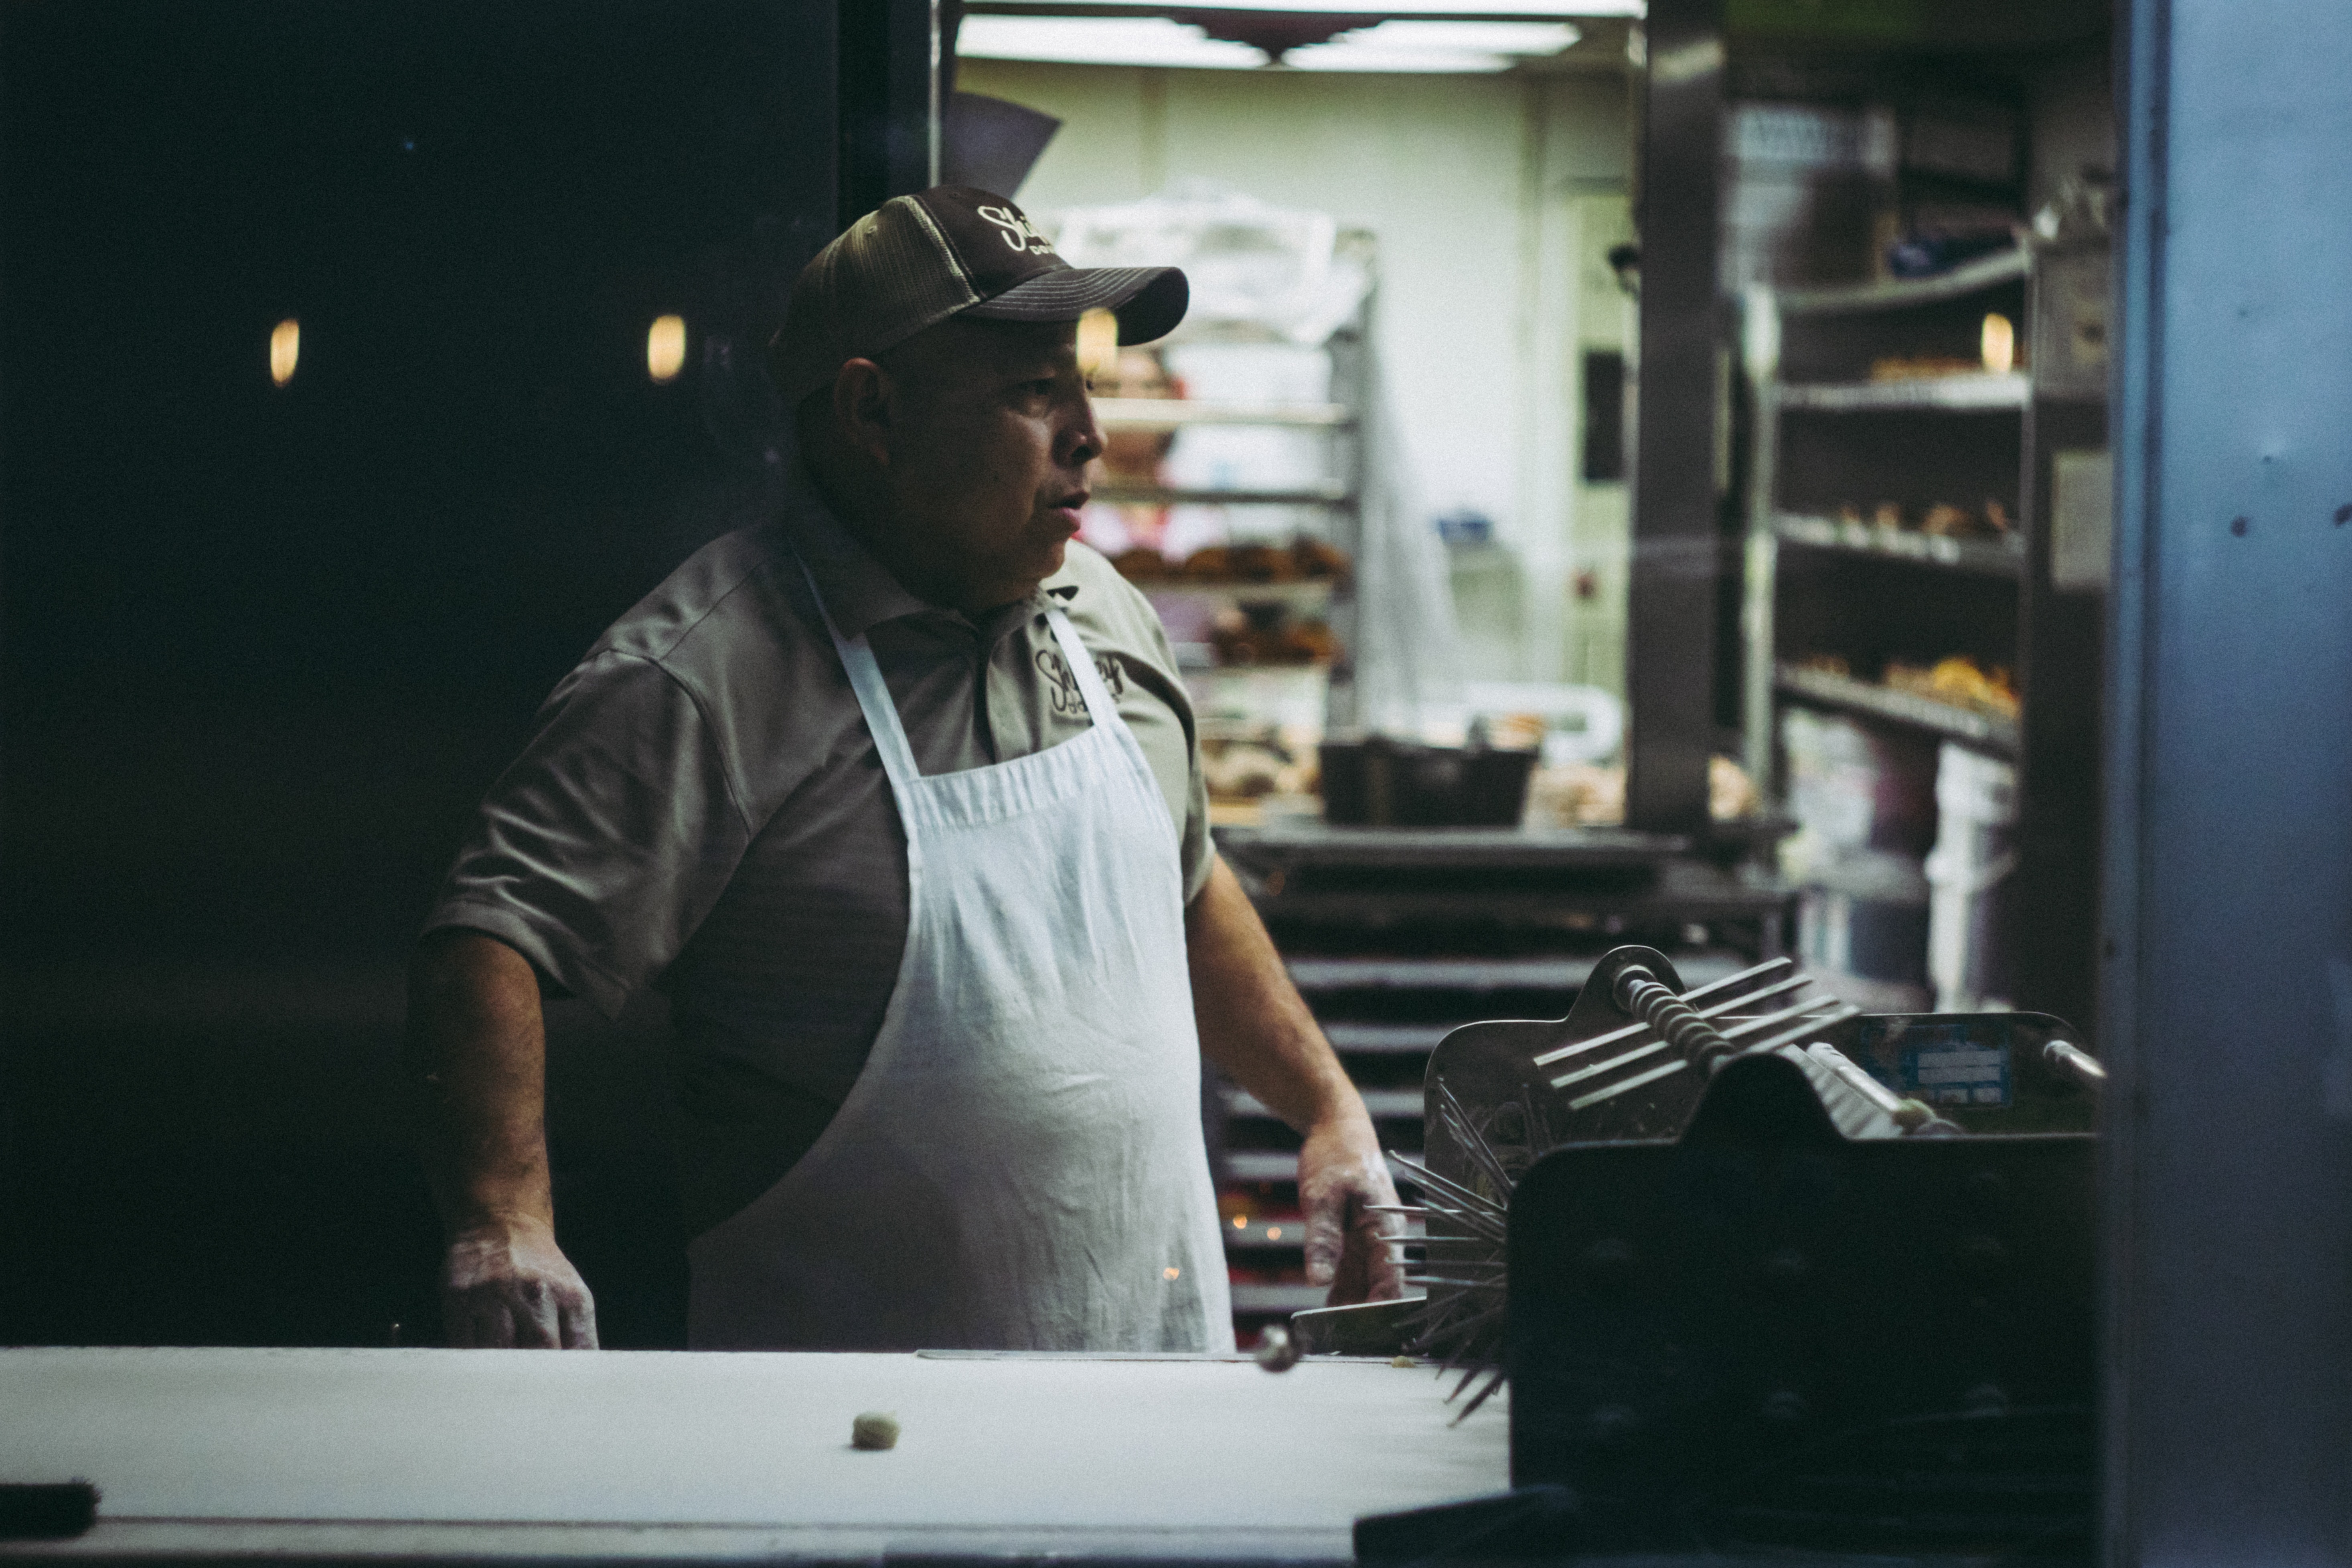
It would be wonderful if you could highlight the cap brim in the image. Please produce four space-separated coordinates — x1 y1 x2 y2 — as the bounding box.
960 265 1189 345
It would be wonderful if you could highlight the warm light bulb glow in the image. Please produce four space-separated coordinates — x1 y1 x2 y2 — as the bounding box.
1981 312 2016 375
1076 308 1120 381
269 318 300 386
1163 1266 1181 1280
1232 1214 1249 1228
647 314 688 383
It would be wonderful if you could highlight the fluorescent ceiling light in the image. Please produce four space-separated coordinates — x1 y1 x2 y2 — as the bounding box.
960 14 1586 71
1287 46 1511 72
979 0 1639 14
1288 20 1581 71
1319 20 1582 51
958 17 1266 68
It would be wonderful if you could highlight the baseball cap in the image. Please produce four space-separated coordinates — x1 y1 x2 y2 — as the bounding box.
768 186 1189 408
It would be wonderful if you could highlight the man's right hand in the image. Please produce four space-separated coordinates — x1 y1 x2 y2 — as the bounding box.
440 1218 599 1349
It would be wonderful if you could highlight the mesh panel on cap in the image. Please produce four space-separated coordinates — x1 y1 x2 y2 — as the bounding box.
770 198 983 406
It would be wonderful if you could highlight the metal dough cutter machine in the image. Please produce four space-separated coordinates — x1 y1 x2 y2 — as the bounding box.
1327 944 2104 1558
1337 946 2103 1399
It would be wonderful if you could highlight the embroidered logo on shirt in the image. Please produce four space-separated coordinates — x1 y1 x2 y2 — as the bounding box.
1036 648 1127 717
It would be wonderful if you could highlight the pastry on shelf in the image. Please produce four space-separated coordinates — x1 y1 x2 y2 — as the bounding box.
1884 655 2020 719
1179 545 1232 580
1289 536 1351 581
1868 354 1987 382
1209 611 1337 667
1111 548 1175 582
1224 543 1301 583
1152 539 1354 587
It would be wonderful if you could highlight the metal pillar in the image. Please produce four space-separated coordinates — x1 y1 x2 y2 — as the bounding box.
2103 1 2352 1561
1623 0 1725 832
837 0 938 224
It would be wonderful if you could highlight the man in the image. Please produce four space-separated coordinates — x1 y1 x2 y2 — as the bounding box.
406 186 1402 1351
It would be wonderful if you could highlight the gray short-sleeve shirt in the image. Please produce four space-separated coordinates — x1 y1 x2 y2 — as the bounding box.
425 467 1211 1234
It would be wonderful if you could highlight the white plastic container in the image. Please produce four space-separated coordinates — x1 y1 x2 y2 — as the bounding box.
1924 742 2018 1011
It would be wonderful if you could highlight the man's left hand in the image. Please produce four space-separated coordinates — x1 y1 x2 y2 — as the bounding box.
1297 1112 1406 1305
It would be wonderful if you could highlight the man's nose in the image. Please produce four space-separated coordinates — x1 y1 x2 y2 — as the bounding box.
1060 395 1104 469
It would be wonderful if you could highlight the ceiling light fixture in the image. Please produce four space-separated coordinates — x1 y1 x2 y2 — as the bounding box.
269 318 300 387
647 315 688 384
958 17 1267 68
960 12 1585 69
975 0 1636 14
1289 18 1580 69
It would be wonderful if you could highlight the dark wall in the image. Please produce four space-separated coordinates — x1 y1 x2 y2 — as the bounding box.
0 1 839 1345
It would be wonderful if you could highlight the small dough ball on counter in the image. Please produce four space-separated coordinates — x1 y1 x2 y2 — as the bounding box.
1254 1325 1301 1372
850 1412 901 1451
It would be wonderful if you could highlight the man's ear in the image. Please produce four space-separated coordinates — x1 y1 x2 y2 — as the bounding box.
831 359 893 468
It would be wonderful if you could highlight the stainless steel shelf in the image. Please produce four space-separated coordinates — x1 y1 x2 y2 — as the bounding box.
1095 482 1356 507
1135 579 1336 610
1224 1087 1423 1121
1775 663 2021 754
1774 248 2030 316
1092 398 1353 431
1773 372 2030 412
1228 1283 1329 1315
1223 1151 1422 1186
1286 956 1594 993
1773 513 2024 577
1283 952 1750 994
1222 822 1700 868
1321 1021 1455 1055
1224 1217 1307 1251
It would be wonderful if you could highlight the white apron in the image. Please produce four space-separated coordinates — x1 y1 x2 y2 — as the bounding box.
686 567 1234 1352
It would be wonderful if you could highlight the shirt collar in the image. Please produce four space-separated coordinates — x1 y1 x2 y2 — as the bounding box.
776 461 1081 643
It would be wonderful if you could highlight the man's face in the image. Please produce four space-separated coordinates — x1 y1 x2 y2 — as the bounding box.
868 317 1104 613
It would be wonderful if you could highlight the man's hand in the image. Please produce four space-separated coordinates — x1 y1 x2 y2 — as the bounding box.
1298 1115 1406 1305
440 1217 600 1349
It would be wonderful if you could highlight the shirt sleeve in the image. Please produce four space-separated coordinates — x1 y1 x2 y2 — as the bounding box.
1088 578 1215 906
422 650 753 1019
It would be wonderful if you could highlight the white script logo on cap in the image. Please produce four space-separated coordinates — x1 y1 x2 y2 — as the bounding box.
976 205 1055 256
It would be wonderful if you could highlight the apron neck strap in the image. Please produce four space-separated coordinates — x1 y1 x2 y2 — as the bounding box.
792 552 924 789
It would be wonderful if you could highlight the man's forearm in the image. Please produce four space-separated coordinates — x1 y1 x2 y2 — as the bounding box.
1185 856 1359 1130
404 930 557 1232
405 930 599 1348
1186 855 1402 1303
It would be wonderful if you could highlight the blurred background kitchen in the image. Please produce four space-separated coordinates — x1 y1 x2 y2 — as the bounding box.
1 0 2115 1350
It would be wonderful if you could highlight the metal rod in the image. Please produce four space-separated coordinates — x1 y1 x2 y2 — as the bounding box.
1434 1079 1517 1196
1805 1041 1906 1116
2045 1038 2108 1091
1679 954 1793 1004
1530 970 1812 1067
1388 1152 1507 1216
1568 1055 1690 1111
1548 1037 1671 1091
1728 1003 1862 1060
1716 997 1844 1041
1805 1040 1941 1132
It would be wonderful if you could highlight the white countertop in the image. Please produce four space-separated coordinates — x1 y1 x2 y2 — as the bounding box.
0 1347 1507 1562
